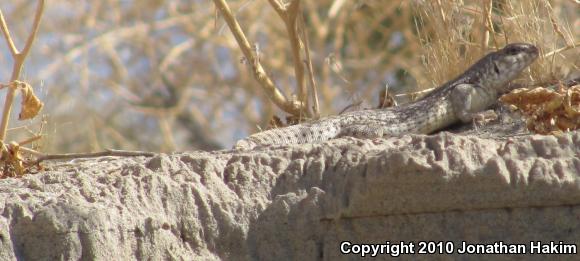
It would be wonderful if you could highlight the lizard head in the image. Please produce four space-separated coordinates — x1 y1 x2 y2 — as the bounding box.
485 43 539 91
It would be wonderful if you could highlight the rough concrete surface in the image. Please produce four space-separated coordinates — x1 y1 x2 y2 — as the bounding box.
1 131 580 260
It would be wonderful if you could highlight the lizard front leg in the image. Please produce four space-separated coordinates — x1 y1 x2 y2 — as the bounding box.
450 83 499 123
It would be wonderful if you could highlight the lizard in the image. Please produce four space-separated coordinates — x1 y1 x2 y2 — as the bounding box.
234 43 539 150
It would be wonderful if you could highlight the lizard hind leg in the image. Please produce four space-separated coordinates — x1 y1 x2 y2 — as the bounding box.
338 123 384 139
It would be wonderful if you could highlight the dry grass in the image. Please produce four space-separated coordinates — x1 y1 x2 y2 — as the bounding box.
414 0 578 89
0 0 577 159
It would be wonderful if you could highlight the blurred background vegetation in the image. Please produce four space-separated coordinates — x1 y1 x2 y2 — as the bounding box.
0 0 577 153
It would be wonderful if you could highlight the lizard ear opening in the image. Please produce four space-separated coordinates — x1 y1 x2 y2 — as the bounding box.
493 61 500 74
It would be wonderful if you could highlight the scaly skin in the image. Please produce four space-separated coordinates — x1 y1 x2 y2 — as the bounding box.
235 43 539 150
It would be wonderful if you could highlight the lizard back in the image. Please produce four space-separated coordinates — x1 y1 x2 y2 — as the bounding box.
235 43 539 150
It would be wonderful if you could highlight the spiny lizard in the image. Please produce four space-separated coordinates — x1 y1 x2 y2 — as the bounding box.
235 43 539 150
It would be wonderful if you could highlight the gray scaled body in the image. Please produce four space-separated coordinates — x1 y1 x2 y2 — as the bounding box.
235 43 539 150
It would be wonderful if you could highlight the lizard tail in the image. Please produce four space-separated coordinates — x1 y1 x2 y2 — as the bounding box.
234 121 341 150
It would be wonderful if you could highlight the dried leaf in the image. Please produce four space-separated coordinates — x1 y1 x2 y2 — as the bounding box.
564 86 580 116
18 82 44 120
500 85 580 134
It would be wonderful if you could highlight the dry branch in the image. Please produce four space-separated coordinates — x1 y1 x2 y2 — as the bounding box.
268 0 308 110
300 13 320 116
212 0 308 117
1 0 576 157
31 149 156 165
0 0 45 141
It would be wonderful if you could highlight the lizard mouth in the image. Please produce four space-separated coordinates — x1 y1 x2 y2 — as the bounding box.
523 45 539 63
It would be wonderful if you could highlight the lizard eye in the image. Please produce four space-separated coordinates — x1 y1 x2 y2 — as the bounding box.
504 45 521 55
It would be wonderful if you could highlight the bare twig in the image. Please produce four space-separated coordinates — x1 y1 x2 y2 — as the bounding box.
481 0 493 51
299 13 319 117
394 87 436 99
17 134 43 146
0 14 17 55
268 0 308 111
0 0 45 141
435 0 447 24
212 0 307 116
38 12 199 80
31 149 156 165
543 41 579 57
